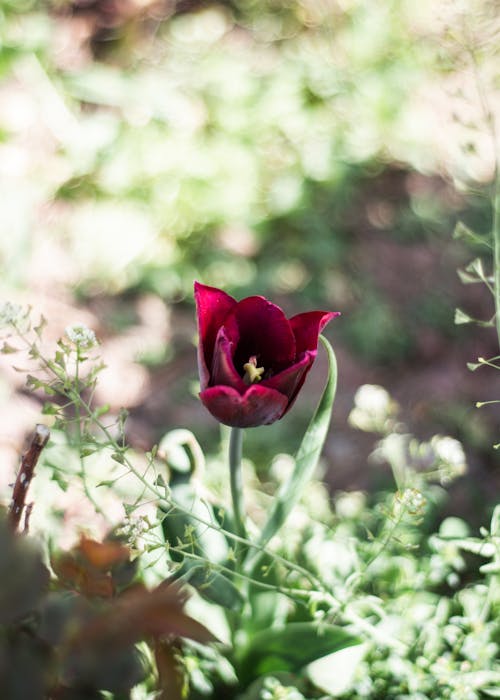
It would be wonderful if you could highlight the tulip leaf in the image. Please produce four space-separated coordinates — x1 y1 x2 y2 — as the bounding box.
246 335 337 570
236 622 360 686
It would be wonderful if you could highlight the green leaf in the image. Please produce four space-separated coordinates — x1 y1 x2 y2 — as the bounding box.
160 478 243 610
80 447 97 458
1 341 18 354
454 308 474 325
483 688 500 698
245 590 289 636
453 221 491 248
34 314 47 338
307 643 367 696
41 402 60 415
181 564 243 609
455 308 494 327
457 268 481 284
465 257 493 283
92 404 110 418
480 561 500 574
467 362 482 371
490 504 500 537
438 517 470 538
246 336 337 571
448 538 495 557
236 622 360 686
26 374 40 389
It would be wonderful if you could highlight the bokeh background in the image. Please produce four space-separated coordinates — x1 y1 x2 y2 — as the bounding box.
1 0 499 522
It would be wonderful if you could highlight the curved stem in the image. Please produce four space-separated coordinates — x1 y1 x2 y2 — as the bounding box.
229 427 247 540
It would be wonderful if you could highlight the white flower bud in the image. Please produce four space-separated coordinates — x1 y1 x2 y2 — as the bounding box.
65 323 97 349
348 384 398 433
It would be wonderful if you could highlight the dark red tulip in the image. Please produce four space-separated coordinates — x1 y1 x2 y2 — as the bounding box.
194 282 339 428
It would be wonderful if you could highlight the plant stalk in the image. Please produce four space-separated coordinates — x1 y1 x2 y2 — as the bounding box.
229 427 247 540
494 175 500 349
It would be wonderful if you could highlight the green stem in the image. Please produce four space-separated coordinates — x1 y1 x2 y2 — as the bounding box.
229 427 247 540
493 176 500 349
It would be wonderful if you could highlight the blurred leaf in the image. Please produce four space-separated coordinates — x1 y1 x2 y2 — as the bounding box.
40 582 214 694
457 268 481 284
0 627 50 700
0 518 50 625
480 561 500 574
490 504 500 537
51 536 134 599
454 307 474 325
245 590 289 636
161 471 244 609
180 563 243 610
159 429 206 475
453 221 491 248
456 258 495 304
78 537 130 570
439 517 470 538
467 361 483 371
62 635 147 694
38 591 88 647
71 582 215 649
307 643 367 696
445 538 495 557
454 308 494 327
52 552 114 599
34 315 47 338
42 402 60 415
236 622 360 685
155 639 185 700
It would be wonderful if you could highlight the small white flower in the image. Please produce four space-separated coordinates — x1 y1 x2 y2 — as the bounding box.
65 323 97 348
399 487 426 515
431 435 467 482
348 384 398 433
0 301 22 326
335 491 366 519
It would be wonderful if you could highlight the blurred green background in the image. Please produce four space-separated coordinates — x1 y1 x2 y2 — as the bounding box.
0 0 498 515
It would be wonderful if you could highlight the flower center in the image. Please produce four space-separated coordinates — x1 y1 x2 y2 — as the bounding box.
243 355 265 385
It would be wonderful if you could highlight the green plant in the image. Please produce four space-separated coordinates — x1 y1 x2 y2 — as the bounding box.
1 297 498 699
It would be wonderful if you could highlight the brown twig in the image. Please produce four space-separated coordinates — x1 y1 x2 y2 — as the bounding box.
8 424 50 533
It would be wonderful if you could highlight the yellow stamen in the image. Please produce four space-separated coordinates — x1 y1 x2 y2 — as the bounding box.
243 355 265 385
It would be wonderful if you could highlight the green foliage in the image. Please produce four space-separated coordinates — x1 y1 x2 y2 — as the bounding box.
1 3 499 698
236 623 360 686
160 465 244 609
0 518 212 699
0 302 499 699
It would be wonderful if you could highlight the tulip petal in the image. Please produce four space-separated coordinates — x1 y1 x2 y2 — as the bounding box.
280 351 317 416
194 281 237 389
289 311 340 355
264 350 315 399
211 325 246 393
229 296 296 375
199 384 289 428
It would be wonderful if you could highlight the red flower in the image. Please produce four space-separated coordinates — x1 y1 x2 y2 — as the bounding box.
194 282 339 428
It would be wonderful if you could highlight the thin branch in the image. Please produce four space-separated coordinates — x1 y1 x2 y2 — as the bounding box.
8 424 50 533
